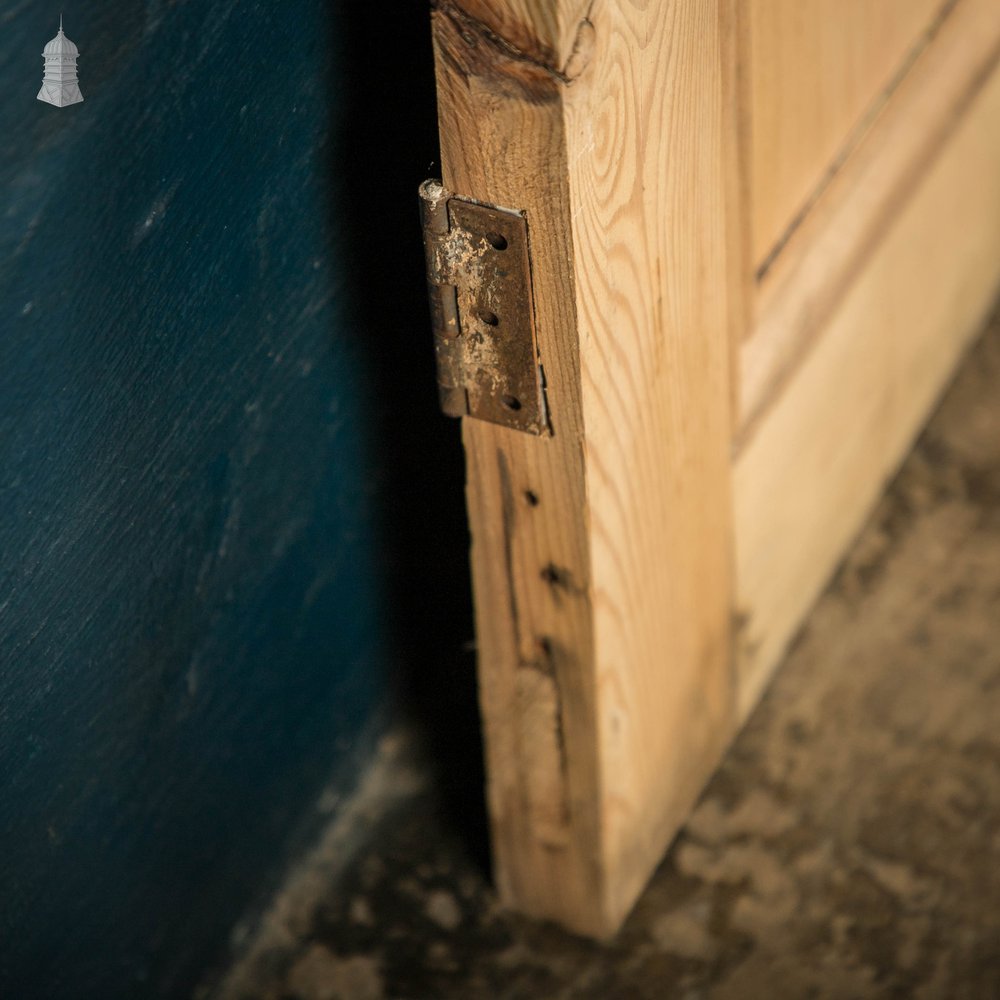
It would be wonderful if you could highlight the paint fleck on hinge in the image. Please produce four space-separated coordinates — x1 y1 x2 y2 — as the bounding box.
418 180 548 435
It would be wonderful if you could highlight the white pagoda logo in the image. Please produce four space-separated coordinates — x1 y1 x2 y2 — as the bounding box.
38 16 84 108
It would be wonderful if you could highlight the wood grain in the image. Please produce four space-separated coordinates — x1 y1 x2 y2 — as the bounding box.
748 0 946 268
449 0 594 73
740 0 1000 439
564 0 735 925
431 0 736 935
431 0 1000 938
432 0 603 933
734 60 1000 719
723 0 755 420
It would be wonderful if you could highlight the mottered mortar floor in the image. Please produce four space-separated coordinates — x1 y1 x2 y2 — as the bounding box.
223 308 1000 1000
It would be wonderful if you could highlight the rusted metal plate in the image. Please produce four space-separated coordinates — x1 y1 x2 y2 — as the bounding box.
419 181 547 435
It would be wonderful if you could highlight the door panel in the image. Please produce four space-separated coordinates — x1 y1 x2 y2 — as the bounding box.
431 0 735 937
749 0 946 269
737 63 1000 715
428 0 1000 939
740 0 1000 432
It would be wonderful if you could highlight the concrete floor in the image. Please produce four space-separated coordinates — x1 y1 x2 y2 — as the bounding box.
222 306 1000 1000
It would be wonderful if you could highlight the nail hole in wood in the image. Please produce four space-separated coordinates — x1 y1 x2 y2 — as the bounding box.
524 490 540 507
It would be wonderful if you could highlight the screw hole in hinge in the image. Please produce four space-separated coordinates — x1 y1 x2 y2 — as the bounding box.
485 232 508 251
477 308 499 327
501 394 521 412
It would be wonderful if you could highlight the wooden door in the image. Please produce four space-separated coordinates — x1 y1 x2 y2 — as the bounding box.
427 0 1000 937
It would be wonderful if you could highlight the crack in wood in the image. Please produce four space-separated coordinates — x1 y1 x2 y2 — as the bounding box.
434 0 595 85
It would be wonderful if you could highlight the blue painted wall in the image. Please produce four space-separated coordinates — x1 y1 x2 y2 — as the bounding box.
0 3 471 997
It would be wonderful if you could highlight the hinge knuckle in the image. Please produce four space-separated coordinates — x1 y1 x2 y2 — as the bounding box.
420 183 466 417
418 179 547 436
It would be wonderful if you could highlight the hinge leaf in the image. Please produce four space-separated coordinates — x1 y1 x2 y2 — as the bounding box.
419 180 548 435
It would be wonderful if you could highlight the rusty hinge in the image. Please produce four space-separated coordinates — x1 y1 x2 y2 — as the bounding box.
419 180 548 435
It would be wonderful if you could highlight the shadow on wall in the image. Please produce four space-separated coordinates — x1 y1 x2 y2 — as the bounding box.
326 3 489 865
0 2 483 997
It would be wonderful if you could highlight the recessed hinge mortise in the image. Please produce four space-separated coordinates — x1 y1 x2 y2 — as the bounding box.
419 179 548 435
